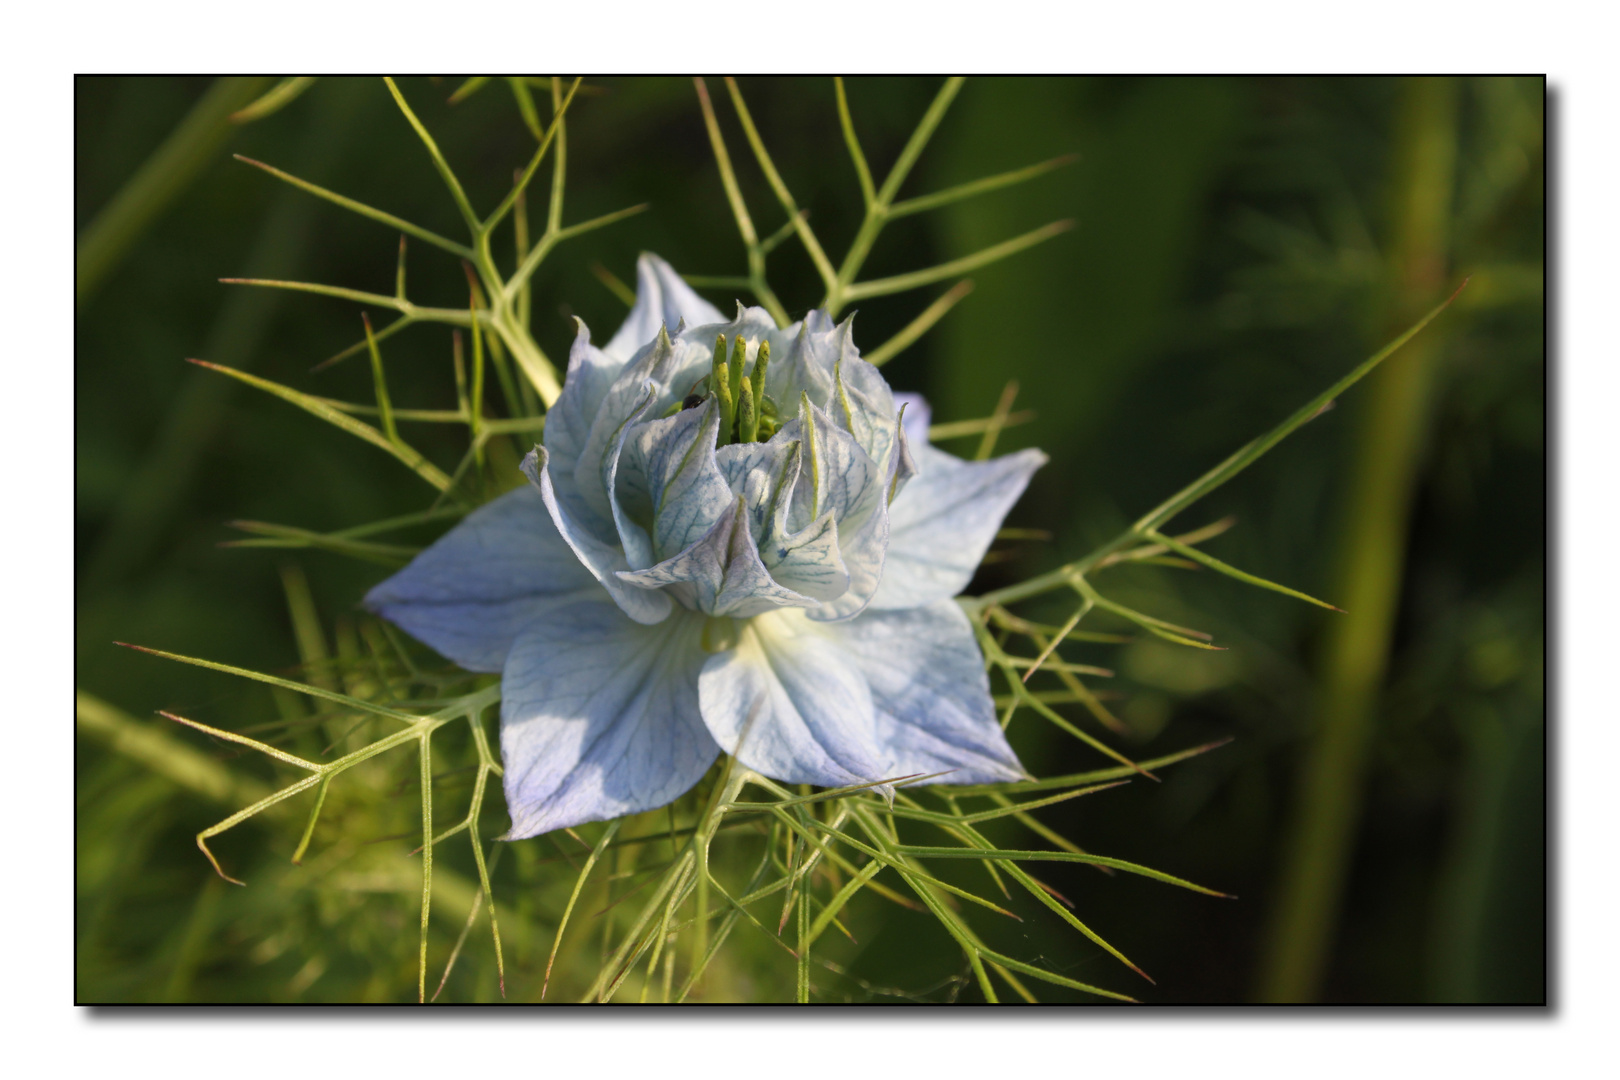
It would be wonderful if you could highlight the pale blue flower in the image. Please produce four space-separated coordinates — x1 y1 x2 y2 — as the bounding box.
367 255 1047 839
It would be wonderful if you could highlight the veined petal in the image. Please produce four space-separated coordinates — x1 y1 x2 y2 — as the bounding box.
806 507 888 622
618 400 733 563
716 435 801 546
888 394 925 503
600 386 659 570
829 601 1025 784
777 399 891 622
779 398 884 540
762 509 849 602
698 608 890 788
500 598 717 839
523 446 673 626
363 486 600 673
542 321 627 540
870 442 1048 609
572 334 687 527
827 324 902 479
602 253 725 362
617 497 816 619
892 391 931 450
765 310 838 407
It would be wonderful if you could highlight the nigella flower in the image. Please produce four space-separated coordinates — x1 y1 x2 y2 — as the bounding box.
367 255 1046 839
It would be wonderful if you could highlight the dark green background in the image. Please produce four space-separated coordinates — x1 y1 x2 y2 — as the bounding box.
76 76 1544 1003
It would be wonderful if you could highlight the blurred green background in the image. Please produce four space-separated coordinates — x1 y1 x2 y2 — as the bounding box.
75 76 1544 1003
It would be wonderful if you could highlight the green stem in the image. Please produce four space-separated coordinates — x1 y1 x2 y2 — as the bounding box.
417 731 433 1002
1256 76 1459 1003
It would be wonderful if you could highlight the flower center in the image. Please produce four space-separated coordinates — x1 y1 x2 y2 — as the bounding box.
661 333 781 445
700 615 741 653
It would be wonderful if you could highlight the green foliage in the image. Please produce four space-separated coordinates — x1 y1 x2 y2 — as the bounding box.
75 77 1543 1003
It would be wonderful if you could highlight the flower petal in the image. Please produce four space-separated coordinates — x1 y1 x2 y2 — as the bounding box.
827 327 903 480
829 600 1025 784
363 486 600 672
765 310 838 407
892 391 931 449
869 442 1048 609
571 333 689 528
762 509 850 602
715 435 801 537
603 253 725 362
617 496 817 619
617 399 733 563
783 399 881 533
541 321 630 543
523 446 673 626
500 598 717 839
698 608 890 788
777 400 891 622
599 388 662 570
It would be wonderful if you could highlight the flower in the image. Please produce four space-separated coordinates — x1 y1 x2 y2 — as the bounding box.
367 254 1047 839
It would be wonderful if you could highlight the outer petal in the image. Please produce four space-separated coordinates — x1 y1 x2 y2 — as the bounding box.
829 601 1025 784
363 486 600 672
698 608 891 788
500 598 718 839
572 337 685 528
542 321 628 535
600 387 659 570
523 447 673 626
603 253 726 362
869 442 1048 609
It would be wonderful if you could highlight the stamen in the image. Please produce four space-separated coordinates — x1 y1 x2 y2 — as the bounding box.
712 334 735 446
750 339 771 404
738 379 759 443
728 335 747 417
